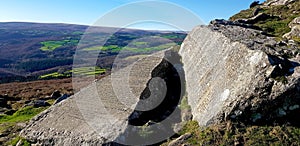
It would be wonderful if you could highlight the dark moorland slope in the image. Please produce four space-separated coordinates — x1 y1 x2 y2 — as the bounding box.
0 22 186 83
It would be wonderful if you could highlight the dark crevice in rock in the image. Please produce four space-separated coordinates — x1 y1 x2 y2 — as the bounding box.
128 52 184 126
105 50 185 146
268 54 300 78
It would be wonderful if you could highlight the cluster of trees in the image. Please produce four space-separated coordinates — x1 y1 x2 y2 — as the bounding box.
16 58 73 72
0 75 39 84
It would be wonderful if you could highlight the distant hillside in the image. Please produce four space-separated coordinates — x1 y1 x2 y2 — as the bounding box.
0 22 186 83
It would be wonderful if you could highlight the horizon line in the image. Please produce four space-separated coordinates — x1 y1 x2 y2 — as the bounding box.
0 21 194 32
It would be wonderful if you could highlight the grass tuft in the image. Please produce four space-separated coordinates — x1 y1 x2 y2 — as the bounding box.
165 121 300 146
6 136 31 146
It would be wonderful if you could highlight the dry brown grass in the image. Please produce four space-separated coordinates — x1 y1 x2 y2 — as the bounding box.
0 78 73 100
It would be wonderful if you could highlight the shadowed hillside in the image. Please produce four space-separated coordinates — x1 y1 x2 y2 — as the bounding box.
0 22 186 83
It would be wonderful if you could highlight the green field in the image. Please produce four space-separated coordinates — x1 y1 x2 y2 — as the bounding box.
39 67 106 79
39 72 67 79
40 39 79 51
82 45 122 52
83 43 176 53
160 34 186 39
132 41 148 46
71 67 106 76
72 31 84 35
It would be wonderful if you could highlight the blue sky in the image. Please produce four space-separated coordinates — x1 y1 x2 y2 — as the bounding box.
0 0 265 30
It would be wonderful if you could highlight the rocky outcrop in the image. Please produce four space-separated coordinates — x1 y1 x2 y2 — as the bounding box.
264 0 296 6
288 17 300 28
236 13 274 25
179 20 300 126
210 19 261 30
283 17 300 40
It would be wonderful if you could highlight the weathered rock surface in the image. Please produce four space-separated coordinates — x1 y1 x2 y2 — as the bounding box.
288 17 300 28
237 13 273 24
283 17 300 40
20 51 171 145
179 20 300 126
105 50 184 145
264 0 296 6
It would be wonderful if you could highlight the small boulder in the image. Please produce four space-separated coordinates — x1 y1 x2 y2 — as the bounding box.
288 17 300 28
51 90 61 99
54 94 69 105
283 17 300 40
0 97 8 108
181 108 193 122
27 100 50 107
283 25 300 39
3 109 16 115
250 1 260 8
0 108 9 115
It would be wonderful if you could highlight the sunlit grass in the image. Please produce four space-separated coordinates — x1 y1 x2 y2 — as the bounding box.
40 39 79 51
39 72 67 79
83 43 176 53
71 66 106 76
0 106 48 124
82 45 121 51
39 67 106 79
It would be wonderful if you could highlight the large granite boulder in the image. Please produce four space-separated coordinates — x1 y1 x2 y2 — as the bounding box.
179 20 300 126
21 50 184 145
